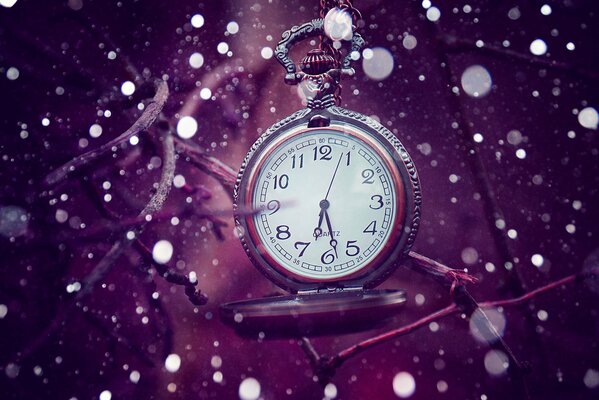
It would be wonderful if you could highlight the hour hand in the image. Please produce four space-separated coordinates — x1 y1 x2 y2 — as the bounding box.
324 211 338 257
313 208 324 240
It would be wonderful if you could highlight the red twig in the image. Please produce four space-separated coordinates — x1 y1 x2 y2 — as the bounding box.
406 251 478 290
480 273 581 309
302 269 596 383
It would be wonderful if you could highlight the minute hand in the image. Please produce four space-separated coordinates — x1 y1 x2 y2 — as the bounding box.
324 152 344 201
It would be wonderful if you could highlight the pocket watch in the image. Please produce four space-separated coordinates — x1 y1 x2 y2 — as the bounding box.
221 16 421 336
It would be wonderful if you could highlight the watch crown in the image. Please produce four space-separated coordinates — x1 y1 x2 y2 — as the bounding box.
300 49 336 75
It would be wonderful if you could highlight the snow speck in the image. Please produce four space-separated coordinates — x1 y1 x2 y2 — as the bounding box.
173 174 186 188
5 362 19 378
189 52 204 69
211 355 222 369
537 310 549 321
0 304 7 319
191 14 204 28
437 380 448 393
226 21 239 35
566 42 575 51
129 370 141 384
577 107 598 130
508 7 521 20
120 80 136 96
461 247 479 265
68 0 83 10
421 0 431 9
540 4 552 16
362 47 394 81
99 390 112 400
177 116 198 139
200 88 212 100
65 282 81 294
217 42 229 54
461 65 492 98
89 124 103 138
484 350 509 376
402 35 417 50
324 382 338 399
506 129 523 145
239 377 261 400
6 67 19 80
473 133 484 143
42 118 50 126
0 0 18 8
164 353 181 373
426 7 441 22
531 253 544 268
129 135 139 146
261 47 273 59
393 371 416 398
0 205 29 238
584 369 599 389
529 39 547 56
152 240 173 264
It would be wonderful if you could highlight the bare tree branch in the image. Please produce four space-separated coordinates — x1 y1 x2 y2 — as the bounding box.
406 251 478 290
301 269 596 384
15 84 175 362
44 80 169 186
133 240 208 306
175 137 237 196
439 33 599 83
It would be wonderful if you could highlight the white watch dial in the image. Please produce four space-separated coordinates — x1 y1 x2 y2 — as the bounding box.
248 127 400 280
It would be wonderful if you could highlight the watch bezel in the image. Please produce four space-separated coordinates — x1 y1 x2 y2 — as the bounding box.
234 107 421 293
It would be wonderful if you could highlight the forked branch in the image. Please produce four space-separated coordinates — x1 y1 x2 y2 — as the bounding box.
44 80 169 186
301 268 597 384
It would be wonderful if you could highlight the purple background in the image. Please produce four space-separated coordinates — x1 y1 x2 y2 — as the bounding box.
1 0 598 399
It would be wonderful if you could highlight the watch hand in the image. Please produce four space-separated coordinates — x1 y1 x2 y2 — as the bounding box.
324 210 338 257
313 208 324 240
324 152 344 201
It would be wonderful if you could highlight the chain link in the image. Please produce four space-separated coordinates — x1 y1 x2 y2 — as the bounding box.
318 0 362 104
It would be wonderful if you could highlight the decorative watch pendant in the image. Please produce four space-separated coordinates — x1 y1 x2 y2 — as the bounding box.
221 12 421 335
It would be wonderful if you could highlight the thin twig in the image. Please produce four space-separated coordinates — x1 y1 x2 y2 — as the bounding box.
137 262 175 360
405 251 478 290
439 33 599 83
83 312 155 367
44 80 169 186
301 269 596 383
174 137 237 197
15 90 175 362
133 240 208 306
425 25 527 298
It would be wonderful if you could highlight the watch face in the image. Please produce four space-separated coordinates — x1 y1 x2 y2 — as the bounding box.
236 111 419 291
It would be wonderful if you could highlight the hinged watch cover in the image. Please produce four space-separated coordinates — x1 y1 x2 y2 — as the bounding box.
220 16 421 336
